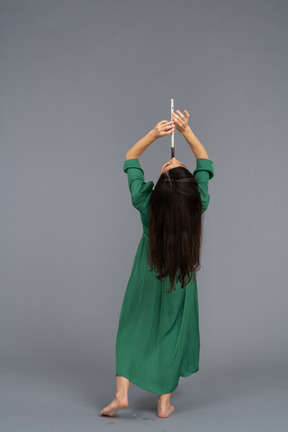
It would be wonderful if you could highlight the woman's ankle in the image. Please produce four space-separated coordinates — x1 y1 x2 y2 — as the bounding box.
158 395 171 406
116 391 128 399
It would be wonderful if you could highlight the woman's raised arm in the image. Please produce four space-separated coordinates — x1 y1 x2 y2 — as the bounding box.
172 110 209 159
126 120 175 160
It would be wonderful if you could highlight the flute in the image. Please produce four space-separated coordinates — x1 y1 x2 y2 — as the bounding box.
171 98 175 158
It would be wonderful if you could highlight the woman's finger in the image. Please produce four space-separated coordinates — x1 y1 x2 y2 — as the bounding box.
163 129 174 136
172 116 181 124
162 121 174 128
173 115 184 125
162 124 174 132
176 109 185 120
159 121 173 129
172 112 181 122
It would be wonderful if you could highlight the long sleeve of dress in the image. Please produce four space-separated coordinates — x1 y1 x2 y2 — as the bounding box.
192 158 214 213
123 158 154 214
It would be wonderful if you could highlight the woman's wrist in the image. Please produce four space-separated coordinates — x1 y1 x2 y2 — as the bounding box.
148 129 157 141
182 125 192 137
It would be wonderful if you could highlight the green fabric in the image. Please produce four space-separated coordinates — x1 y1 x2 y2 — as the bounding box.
115 157 214 394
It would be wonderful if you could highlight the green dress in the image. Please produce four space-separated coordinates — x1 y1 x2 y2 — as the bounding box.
115 157 214 394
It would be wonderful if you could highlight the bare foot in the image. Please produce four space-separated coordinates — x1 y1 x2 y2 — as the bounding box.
157 399 175 418
100 395 129 417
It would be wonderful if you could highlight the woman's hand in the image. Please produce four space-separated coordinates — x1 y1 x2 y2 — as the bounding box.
172 109 190 134
151 120 175 140
126 122 175 159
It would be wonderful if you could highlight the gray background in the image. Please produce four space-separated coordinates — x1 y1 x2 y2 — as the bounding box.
1 0 287 431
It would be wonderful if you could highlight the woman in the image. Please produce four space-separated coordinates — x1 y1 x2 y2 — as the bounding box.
100 109 214 418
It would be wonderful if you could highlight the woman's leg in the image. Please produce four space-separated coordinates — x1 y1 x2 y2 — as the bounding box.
157 392 175 418
100 376 130 416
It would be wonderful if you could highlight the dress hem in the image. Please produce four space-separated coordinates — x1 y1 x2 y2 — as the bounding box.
180 366 199 377
115 367 199 394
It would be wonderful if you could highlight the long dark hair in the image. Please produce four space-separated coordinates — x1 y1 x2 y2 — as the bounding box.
147 166 203 294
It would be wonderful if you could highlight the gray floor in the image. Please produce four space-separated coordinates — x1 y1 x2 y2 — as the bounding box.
1 361 287 432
